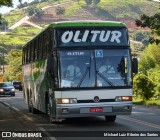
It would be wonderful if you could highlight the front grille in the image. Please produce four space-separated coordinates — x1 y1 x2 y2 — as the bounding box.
77 99 115 103
4 89 11 92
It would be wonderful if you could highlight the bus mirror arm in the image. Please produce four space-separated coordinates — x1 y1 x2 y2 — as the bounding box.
132 58 138 74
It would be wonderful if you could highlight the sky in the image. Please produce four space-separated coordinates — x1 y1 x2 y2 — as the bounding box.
0 0 33 14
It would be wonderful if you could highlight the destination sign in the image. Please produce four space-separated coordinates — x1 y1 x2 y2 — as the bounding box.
61 30 122 43
57 28 128 47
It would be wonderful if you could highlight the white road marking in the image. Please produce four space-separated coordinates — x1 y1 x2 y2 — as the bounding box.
39 127 57 140
12 106 20 112
118 116 160 129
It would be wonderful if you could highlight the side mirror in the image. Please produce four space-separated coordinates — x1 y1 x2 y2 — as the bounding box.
132 58 138 73
118 57 125 74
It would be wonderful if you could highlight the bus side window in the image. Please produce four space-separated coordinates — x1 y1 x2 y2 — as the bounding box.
25 48 27 64
39 36 42 59
22 48 25 64
43 33 47 58
27 45 30 63
30 42 33 61
26 46 28 63
37 38 40 60
34 40 36 60
29 44 32 62
48 30 52 55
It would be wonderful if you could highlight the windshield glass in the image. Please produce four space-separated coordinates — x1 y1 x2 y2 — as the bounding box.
0 82 13 87
58 50 95 88
13 82 21 85
58 49 131 88
95 49 131 87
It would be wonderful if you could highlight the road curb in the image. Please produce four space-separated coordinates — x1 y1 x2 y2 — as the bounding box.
0 101 20 112
0 101 34 122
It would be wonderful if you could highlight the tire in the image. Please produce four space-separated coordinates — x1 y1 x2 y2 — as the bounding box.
27 93 32 112
47 103 60 124
105 115 116 122
31 102 38 114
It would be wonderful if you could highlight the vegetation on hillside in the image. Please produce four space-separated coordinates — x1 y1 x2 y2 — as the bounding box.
0 0 12 7
133 5 160 105
135 5 160 44
4 49 22 81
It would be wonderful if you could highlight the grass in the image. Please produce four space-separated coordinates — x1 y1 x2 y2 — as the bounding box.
0 0 159 53
64 1 86 17
133 96 160 107
98 0 159 19
2 10 26 27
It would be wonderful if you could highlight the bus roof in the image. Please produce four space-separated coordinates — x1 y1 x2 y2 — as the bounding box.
48 20 127 28
22 20 127 48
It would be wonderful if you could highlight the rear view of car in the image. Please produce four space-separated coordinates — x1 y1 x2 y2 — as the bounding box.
12 81 22 91
0 82 15 96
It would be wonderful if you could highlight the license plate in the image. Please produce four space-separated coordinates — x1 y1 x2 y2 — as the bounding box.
90 107 103 112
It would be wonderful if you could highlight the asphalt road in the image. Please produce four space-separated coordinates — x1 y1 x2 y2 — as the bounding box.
0 91 160 140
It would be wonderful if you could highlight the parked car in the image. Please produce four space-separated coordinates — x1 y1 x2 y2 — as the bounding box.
0 82 15 96
12 81 22 91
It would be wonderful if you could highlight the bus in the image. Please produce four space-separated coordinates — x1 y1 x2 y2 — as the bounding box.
22 20 138 123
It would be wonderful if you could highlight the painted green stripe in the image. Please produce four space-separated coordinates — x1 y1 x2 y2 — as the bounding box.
49 21 126 28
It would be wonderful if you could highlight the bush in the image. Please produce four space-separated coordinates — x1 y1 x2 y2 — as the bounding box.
133 73 156 100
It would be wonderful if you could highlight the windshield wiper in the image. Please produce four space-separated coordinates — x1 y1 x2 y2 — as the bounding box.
96 71 114 86
77 58 91 87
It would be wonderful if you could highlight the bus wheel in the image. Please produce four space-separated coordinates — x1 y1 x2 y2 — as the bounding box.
28 96 32 112
29 96 37 114
48 107 61 124
47 105 54 124
105 115 116 122
31 101 38 114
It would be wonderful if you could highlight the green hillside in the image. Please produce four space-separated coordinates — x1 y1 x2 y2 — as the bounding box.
0 0 159 52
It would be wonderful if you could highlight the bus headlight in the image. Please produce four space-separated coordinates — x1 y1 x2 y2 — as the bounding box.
115 96 132 102
56 98 77 104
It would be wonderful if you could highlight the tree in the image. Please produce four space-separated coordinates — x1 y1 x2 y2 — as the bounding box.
85 0 92 6
4 50 22 81
0 46 7 64
135 6 160 45
0 0 13 24
85 0 101 6
147 67 160 99
0 0 12 7
55 6 65 17
27 6 35 16
34 8 44 19
133 74 156 100
93 0 100 6
0 18 8 31
139 44 160 74
27 6 44 19
0 46 7 73
18 0 22 5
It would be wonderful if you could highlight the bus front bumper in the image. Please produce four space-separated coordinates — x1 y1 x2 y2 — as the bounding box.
55 102 132 119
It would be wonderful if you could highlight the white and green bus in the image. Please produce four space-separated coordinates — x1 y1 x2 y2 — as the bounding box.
22 20 138 123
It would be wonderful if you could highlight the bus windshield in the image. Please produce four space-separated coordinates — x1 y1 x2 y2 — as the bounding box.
58 49 131 88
